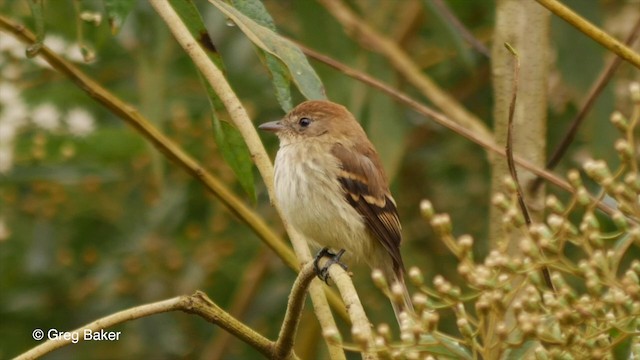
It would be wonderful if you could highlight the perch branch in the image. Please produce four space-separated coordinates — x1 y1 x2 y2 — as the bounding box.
274 262 317 359
16 292 293 360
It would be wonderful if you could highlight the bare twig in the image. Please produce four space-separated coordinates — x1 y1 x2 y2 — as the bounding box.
535 0 640 69
530 16 640 192
296 43 625 222
430 0 491 58
16 292 294 360
318 257 378 360
504 43 554 291
274 262 317 359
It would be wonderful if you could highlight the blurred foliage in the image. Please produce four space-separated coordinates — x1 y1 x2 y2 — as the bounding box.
0 0 638 359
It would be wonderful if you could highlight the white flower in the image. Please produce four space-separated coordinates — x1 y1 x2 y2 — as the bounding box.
44 35 68 54
66 108 95 137
1 63 22 80
0 121 17 143
0 83 20 104
0 146 14 173
0 32 24 58
31 103 61 131
0 97 29 127
0 216 9 241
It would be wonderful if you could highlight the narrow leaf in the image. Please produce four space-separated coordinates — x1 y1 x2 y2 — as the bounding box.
25 0 45 58
169 0 225 70
210 108 257 203
208 0 326 101
170 0 256 201
103 0 136 34
231 0 293 111
199 75 256 202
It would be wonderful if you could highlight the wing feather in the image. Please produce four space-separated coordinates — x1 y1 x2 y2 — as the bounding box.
331 143 404 274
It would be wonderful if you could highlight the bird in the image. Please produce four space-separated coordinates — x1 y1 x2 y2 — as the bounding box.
259 100 413 325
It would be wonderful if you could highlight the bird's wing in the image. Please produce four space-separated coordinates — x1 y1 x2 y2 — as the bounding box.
330 142 404 274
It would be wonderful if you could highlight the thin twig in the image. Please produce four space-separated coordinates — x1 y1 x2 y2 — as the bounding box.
296 43 626 222
504 43 555 291
274 262 317 359
530 16 640 192
319 258 378 360
16 292 295 360
535 0 640 69
430 0 491 58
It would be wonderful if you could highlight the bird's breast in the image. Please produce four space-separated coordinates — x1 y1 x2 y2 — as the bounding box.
273 142 370 257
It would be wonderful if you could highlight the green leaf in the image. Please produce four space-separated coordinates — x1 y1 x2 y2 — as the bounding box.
611 327 632 360
103 0 136 34
169 0 225 70
25 0 45 58
209 106 257 203
230 0 293 111
200 74 256 202
208 0 326 101
262 52 293 112
169 0 255 201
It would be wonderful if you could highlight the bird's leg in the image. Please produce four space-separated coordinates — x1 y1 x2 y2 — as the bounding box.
313 247 348 284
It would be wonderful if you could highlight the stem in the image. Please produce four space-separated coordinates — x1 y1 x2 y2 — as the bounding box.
535 0 640 69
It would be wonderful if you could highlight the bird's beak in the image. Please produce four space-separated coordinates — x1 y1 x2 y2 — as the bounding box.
258 120 285 132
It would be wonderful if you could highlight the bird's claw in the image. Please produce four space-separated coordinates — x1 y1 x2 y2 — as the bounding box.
313 248 348 284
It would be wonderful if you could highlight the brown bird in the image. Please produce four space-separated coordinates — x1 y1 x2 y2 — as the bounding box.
259 100 413 325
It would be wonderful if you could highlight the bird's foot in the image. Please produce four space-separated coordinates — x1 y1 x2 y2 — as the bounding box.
313 248 348 284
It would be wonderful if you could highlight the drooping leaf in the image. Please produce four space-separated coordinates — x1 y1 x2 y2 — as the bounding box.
103 0 136 34
208 0 326 101
169 0 225 70
208 100 257 203
231 0 293 111
169 0 256 202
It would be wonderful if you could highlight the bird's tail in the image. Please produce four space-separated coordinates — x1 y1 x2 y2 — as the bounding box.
388 271 415 328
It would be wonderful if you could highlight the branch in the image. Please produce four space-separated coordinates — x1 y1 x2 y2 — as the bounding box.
530 15 640 192
504 43 554 291
318 258 378 360
16 292 291 360
274 262 317 359
535 0 640 69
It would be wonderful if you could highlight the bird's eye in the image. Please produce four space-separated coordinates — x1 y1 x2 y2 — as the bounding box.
298 117 311 128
